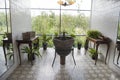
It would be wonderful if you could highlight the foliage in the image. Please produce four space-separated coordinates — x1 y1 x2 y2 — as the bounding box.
32 11 89 35
88 48 96 55
0 12 11 34
70 33 76 38
87 30 102 39
22 46 41 60
76 38 82 44
4 43 14 60
40 34 52 43
88 48 102 60
54 32 59 37
31 11 89 47
7 47 13 60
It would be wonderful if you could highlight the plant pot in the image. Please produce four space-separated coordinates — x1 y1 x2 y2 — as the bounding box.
77 43 82 50
33 43 39 49
42 42 47 50
91 55 97 60
84 39 89 50
28 54 35 61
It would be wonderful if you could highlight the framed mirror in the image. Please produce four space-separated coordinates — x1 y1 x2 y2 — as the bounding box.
113 12 120 67
0 0 14 77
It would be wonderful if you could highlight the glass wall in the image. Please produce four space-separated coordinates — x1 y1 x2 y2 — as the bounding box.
0 0 11 46
0 0 14 77
30 0 91 47
0 0 11 34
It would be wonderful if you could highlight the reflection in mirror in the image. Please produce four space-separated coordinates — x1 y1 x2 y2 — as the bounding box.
114 12 120 67
0 0 14 77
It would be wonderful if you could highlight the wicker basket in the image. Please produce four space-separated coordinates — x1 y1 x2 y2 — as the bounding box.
22 31 35 40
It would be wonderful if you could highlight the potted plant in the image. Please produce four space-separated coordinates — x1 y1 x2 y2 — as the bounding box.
6 45 14 60
77 39 82 50
88 48 98 60
87 30 102 39
54 32 59 37
41 34 52 50
70 33 76 38
22 46 40 61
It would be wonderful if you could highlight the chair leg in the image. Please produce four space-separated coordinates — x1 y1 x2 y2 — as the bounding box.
72 49 76 65
117 51 120 64
52 50 57 67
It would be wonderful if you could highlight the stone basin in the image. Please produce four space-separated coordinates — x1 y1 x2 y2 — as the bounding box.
53 37 74 65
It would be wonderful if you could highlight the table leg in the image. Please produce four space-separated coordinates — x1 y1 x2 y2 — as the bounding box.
72 49 76 65
3 43 7 65
60 56 65 65
84 39 89 55
29 43 33 65
105 44 110 64
117 51 120 64
17 43 21 65
95 44 99 65
113 45 117 63
52 50 57 67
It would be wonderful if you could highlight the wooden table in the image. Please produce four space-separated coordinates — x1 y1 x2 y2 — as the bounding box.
16 36 39 65
2 38 12 65
85 37 111 65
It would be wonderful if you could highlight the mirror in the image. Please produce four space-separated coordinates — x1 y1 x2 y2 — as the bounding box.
113 12 120 67
0 0 14 77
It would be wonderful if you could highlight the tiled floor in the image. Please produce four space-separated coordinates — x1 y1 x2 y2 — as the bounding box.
7 48 120 80
0 47 14 76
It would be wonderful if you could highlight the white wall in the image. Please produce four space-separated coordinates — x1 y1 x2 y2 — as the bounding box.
91 0 120 74
0 0 31 80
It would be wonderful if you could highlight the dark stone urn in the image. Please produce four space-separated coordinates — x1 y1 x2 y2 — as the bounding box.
53 35 74 65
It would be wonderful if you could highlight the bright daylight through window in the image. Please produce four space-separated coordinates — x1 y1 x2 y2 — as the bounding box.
30 0 92 47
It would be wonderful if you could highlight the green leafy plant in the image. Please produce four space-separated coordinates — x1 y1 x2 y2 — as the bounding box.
7 47 13 60
41 33 52 50
22 46 41 61
88 48 98 60
76 38 82 50
70 33 76 38
87 30 102 39
41 33 52 43
54 32 59 37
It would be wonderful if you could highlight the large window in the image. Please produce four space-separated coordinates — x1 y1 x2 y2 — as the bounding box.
31 0 91 47
0 0 11 45
31 0 91 35
0 0 10 34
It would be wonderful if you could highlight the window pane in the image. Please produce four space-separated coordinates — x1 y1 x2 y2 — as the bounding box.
7 9 11 33
61 11 90 35
31 10 60 34
6 0 10 8
0 10 7 34
0 0 5 8
30 0 60 9
31 9 90 35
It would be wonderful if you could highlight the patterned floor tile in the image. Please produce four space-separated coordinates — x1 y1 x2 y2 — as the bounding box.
7 48 120 80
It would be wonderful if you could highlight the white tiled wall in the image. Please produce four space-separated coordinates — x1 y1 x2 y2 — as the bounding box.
91 0 120 74
11 0 31 64
0 0 31 80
